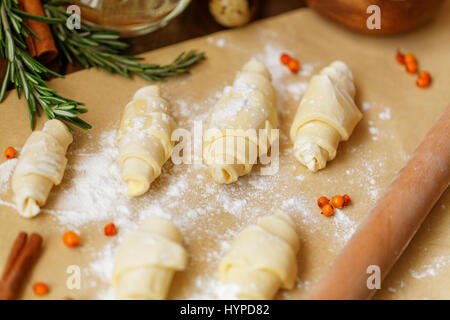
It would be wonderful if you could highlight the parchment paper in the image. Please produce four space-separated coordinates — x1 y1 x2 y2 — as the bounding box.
0 2 449 300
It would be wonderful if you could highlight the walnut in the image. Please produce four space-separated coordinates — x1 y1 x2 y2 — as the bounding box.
209 0 252 27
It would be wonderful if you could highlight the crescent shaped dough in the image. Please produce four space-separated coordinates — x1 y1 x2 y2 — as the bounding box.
204 59 277 183
219 212 300 300
118 85 176 196
11 119 72 218
113 216 187 300
290 61 362 172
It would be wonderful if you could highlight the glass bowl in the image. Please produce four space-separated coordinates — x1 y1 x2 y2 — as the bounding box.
73 0 191 37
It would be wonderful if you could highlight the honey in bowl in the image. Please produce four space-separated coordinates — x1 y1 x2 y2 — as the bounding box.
72 0 191 37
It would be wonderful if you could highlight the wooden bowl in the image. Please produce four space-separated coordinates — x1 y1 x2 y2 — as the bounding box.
305 0 444 35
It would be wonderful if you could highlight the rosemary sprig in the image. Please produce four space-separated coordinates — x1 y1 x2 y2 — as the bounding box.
44 1 205 81
0 0 90 130
0 0 204 131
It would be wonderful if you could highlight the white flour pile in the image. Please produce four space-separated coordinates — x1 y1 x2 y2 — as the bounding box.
47 131 132 230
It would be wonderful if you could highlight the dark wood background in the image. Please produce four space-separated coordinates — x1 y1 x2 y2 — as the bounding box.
127 0 306 53
66 0 307 74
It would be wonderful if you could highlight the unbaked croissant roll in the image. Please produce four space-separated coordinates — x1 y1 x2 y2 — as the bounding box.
118 85 176 196
219 212 300 299
204 59 277 183
290 61 362 172
12 119 72 218
113 216 187 300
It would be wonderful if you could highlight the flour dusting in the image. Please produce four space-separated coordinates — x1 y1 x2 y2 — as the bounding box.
257 44 313 114
332 209 357 244
0 41 408 300
379 107 391 120
410 255 450 279
0 159 17 194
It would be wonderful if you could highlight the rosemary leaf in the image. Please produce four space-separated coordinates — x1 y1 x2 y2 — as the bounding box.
43 1 205 82
0 1 90 130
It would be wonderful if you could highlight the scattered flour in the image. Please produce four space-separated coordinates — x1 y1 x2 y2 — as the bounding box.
378 107 391 120
166 177 188 197
0 159 17 194
286 82 309 101
332 209 357 244
207 37 227 48
45 130 133 230
362 102 371 111
280 279 311 299
363 102 392 141
174 99 189 117
0 41 406 300
409 255 450 279
257 44 313 113
369 126 380 140
86 241 118 286
216 283 241 299
386 281 405 294
216 38 226 48
258 44 293 83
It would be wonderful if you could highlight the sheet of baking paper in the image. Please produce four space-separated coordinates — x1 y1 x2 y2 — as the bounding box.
0 2 449 300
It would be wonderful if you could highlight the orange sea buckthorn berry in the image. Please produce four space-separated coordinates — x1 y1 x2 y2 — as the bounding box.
280 53 291 65
317 196 330 209
331 195 345 209
104 223 117 236
404 54 418 74
321 204 334 217
416 71 431 88
33 282 49 296
396 51 405 65
4 146 16 159
404 54 416 65
288 58 300 73
406 63 418 74
343 194 352 206
63 231 80 248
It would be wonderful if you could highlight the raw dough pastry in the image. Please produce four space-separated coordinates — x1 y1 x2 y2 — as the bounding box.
12 119 72 218
113 216 187 300
290 61 362 172
204 59 277 183
219 212 300 299
118 85 176 196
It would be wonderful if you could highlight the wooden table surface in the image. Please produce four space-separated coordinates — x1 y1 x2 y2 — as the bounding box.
128 0 306 53
65 0 307 74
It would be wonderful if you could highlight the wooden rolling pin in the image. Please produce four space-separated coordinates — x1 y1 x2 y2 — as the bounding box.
309 104 450 300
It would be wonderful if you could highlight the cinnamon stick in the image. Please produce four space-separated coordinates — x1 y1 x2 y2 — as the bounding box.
19 0 58 64
309 105 450 299
0 232 43 300
1 232 27 281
